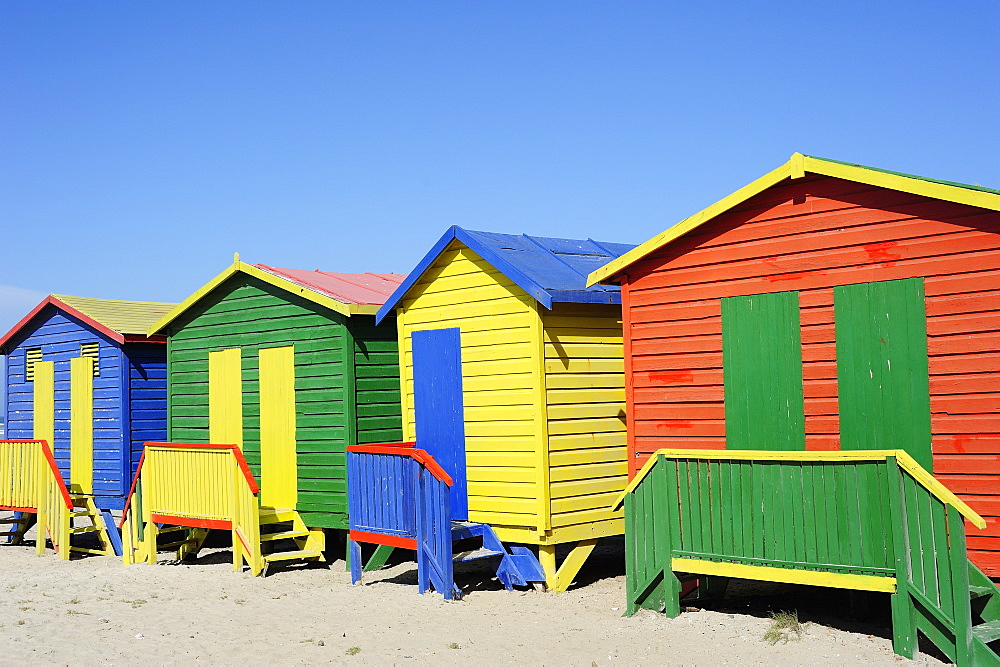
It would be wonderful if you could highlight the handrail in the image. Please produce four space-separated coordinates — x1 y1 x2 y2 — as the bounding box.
614 448 985 528
348 442 454 486
120 442 259 527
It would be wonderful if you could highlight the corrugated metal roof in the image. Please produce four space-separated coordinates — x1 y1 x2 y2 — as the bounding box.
376 226 636 322
254 265 405 305
52 294 177 335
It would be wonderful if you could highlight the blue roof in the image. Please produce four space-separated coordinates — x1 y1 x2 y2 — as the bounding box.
375 226 637 323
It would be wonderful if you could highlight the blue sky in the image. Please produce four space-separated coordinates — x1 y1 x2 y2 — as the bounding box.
1 1 998 341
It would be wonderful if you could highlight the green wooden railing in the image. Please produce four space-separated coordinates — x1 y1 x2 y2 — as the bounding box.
616 449 1000 665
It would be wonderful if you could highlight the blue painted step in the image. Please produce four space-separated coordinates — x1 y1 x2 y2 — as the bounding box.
451 521 545 590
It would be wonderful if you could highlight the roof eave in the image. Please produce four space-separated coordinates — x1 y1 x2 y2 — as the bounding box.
0 296 127 352
587 152 1000 286
148 261 358 337
375 226 554 324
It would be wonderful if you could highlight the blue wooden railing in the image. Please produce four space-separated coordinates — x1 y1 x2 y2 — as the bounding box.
347 442 460 599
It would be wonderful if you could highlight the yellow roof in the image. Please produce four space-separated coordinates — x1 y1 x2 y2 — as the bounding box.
52 294 177 337
588 153 1000 286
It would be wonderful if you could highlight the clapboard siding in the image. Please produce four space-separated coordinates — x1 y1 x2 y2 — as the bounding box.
542 302 627 534
125 343 168 481
398 242 542 532
352 317 404 446
166 274 351 528
620 174 1000 572
3 309 127 501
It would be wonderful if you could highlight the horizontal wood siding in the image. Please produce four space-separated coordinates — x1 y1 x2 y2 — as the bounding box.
3 309 125 500
622 175 1000 572
542 302 626 537
399 242 541 533
166 274 350 529
125 343 168 495
351 315 403 446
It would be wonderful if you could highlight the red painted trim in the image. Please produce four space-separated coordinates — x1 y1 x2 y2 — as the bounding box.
0 506 37 513
151 514 232 530
347 441 453 486
37 441 73 509
140 442 260 494
410 449 454 486
346 441 416 453
349 530 417 550
123 334 167 344
119 450 146 527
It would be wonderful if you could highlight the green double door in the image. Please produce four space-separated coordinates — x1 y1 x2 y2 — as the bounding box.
721 277 932 471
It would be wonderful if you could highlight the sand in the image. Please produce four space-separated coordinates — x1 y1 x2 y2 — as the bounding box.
0 532 947 666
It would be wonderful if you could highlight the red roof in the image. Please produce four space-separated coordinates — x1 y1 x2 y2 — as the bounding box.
254 265 405 306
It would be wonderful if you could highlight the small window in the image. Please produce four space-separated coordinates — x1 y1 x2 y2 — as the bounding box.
80 342 100 376
25 348 42 381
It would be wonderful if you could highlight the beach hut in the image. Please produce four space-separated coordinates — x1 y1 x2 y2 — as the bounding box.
368 226 635 591
122 257 405 572
0 294 176 555
586 154 1000 577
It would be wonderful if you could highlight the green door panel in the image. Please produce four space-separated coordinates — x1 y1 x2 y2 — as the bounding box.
722 290 806 451
834 278 932 471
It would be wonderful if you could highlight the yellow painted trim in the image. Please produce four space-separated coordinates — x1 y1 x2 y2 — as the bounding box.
672 558 897 593
539 544 557 588
258 346 297 508
586 160 793 285
530 301 551 532
397 308 414 442
587 152 1000 286
33 361 55 448
147 261 374 335
551 539 599 592
209 348 243 448
70 356 94 495
803 155 1000 215
613 449 986 528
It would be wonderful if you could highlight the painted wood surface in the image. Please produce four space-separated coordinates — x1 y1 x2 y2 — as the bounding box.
835 278 933 470
165 272 402 529
3 307 166 510
618 174 1000 572
259 345 297 508
721 291 805 451
397 242 542 534
620 449 1000 665
412 328 468 520
541 302 626 540
69 356 94 494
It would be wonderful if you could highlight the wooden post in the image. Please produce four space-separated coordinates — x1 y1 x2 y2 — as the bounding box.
886 457 916 658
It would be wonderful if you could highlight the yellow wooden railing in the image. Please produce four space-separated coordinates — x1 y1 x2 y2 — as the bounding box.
0 439 74 559
121 442 263 574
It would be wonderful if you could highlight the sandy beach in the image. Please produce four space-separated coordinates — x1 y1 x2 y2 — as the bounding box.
0 530 949 666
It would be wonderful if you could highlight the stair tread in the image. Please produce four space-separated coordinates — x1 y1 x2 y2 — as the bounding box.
973 619 1000 644
455 547 504 562
260 530 310 542
258 508 297 524
69 526 102 534
263 549 322 562
970 584 996 599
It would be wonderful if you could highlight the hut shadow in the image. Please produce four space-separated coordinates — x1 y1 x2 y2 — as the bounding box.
688 579 949 662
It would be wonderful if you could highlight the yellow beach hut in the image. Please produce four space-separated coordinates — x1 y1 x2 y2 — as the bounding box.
374 226 636 590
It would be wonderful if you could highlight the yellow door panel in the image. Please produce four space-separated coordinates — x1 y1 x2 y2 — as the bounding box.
259 346 297 508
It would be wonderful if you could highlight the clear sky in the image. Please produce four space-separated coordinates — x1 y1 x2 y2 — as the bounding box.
1 2 998 340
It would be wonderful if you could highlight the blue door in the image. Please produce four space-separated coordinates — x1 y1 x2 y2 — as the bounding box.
412 328 468 521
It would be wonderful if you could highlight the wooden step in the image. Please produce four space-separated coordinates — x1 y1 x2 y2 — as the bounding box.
0 517 30 525
970 584 995 599
260 530 310 542
70 546 110 555
70 511 91 518
258 508 297 525
973 619 1000 644
69 526 102 534
156 526 188 534
454 547 504 562
159 539 197 550
0 531 20 538
262 549 322 563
